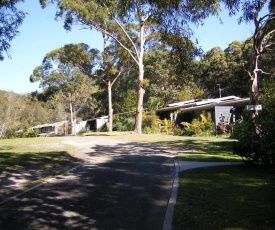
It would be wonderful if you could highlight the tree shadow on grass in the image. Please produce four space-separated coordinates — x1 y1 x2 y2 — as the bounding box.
153 139 238 158
173 165 275 229
0 151 80 202
84 133 111 136
0 142 175 230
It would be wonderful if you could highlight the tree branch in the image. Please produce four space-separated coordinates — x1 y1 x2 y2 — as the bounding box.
80 18 139 65
111 66 123 87
254 68 275 76
113 17 140 62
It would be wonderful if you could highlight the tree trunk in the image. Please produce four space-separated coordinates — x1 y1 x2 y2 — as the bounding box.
250 53 260 118
107 80 113 132
69 101 76 135
134 21 145 134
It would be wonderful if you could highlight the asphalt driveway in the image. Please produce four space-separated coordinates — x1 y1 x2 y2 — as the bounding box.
0 136 176 230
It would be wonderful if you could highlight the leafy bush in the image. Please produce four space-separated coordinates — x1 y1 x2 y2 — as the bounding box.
233 112 275 166
3 129 39 139
172 125 183 136
142 111 162 133
233 82 275 166
113 117 135 131
159 118 173 134
181 114 214 136
4 129 19 139
112 121 123 131
143 126 154 134
25 129 39 137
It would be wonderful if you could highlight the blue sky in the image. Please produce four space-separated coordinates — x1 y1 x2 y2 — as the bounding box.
0 1 257 94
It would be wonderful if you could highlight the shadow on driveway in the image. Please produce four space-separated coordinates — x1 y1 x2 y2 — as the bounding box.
0 142 175 230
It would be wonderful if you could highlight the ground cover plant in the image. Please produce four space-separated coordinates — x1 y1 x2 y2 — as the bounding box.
84 132 242 162
0 137 81 188
173 165 275 230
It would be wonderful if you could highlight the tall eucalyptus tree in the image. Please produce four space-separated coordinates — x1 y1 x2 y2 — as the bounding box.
240 0 275 117
30 44 97 135
40 0 221 133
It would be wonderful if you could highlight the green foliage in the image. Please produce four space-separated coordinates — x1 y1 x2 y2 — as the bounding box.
112 116 135 131
24 129 39 138
0 0 26 60
159 118 173 134
142 111 162 134
181 114 214 136
180 84 205 101
30 43 98 134
233 81 275 166
172 126 183 136
197 41 250 98
0 90 54 139
4 129 19 139
4 129 39 139
115 90 137 113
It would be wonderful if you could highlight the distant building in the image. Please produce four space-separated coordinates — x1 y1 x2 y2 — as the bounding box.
86 116 109 131
156 96 250 128
31 121 68 136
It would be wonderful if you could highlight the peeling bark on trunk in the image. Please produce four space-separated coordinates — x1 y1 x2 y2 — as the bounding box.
107 80 113 133
134 21 145 134
250 53 260 118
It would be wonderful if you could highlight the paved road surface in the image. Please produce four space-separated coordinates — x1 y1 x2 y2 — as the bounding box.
0 136 176 230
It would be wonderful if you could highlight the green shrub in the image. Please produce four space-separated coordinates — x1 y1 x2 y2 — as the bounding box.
113 117 135 131
112 121 123 131
159 118 173 134
143 126 153 134
233 81 275 166
233 113 275 166
24 129 39 138
124 118 135 131
142 111 161 132
4 129 19 139
172 126 183 136
181 114 214 136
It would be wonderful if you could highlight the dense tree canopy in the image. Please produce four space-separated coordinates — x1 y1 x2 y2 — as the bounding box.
197 41 251 98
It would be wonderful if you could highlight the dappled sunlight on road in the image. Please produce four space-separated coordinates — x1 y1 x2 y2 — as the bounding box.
0 140 176 230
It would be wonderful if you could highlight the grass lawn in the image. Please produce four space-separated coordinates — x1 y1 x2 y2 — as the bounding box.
0 137 81 187
173 165 275 230
85 132 242 162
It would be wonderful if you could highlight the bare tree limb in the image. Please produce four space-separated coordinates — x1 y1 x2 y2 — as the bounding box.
254 68 275 76
111 66 123 87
